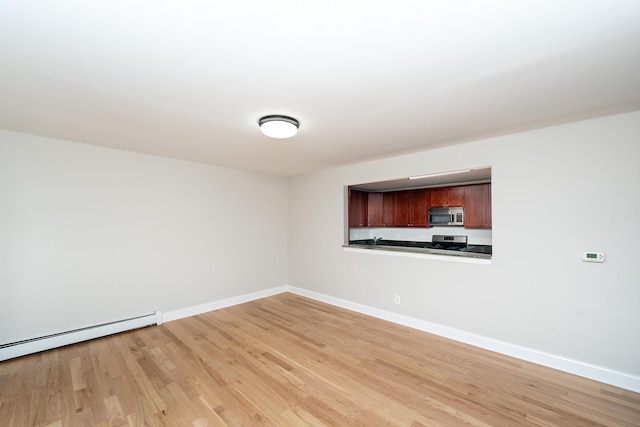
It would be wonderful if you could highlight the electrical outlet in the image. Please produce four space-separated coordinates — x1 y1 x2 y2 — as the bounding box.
394 295 401 305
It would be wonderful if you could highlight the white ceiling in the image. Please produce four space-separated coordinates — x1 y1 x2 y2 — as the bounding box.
1 1 639 176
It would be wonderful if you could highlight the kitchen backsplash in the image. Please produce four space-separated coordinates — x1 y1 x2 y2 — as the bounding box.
350 227 492 246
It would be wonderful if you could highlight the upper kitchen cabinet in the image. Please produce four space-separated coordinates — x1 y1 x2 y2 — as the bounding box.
430 186 464 207
349 189 368 227
409 189 429 227
367 192 396 227
392 191 410 226
464 183 492 229
382 192 395 226
392 189 429 227
367 192 383 226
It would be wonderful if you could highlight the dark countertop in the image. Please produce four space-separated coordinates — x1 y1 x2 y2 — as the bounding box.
347 239 492 259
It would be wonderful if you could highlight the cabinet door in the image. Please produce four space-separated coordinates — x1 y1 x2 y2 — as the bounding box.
430 188 448 207
486 186 492 228
430 186 464 207
367 193 384 227
447 186 465 207
382 192 394 226
409 189 429 227
349 189 368 227
392 191 411 226
464 184 492 229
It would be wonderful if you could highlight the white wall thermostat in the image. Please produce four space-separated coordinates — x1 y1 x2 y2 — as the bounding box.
582 252 605 263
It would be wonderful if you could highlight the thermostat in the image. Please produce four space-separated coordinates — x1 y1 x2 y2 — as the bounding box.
582 252 605 263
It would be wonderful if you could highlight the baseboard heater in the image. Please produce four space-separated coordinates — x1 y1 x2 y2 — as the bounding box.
0 310 163 362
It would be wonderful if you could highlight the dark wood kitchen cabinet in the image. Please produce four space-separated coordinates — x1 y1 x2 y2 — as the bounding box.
367 192 383 226
392 191 410 226
430 186 464 207
409 189 429 227
392 189 429 227
464 183 492 229
366 192 396 227
382 192 395 226
349 189 368 227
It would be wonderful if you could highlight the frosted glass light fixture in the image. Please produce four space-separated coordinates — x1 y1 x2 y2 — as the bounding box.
259 115 299 138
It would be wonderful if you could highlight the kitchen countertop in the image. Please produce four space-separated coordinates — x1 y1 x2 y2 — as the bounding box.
346 239 492 259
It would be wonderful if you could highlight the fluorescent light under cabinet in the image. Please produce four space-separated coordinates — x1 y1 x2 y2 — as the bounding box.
408 169 473 180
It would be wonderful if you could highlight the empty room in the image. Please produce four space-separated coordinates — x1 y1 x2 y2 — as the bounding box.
1 1 640 426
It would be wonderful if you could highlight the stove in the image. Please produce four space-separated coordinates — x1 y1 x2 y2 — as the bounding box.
431 235 468 251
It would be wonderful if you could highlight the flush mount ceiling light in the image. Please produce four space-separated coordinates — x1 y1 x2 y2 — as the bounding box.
259 115 299 139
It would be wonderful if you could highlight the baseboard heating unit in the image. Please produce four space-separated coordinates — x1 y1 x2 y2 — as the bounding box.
0 310 163 362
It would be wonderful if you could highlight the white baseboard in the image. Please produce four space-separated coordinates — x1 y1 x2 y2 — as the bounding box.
162 286 289 323
286 286 640 394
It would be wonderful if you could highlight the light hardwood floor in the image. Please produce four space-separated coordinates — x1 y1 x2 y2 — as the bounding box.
1 293 639 426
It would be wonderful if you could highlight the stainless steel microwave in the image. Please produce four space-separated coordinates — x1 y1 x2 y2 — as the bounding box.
428 207 464 227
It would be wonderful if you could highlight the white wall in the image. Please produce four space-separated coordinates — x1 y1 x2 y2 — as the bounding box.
2 112 639 381
0 130 289 344
288 111 640 376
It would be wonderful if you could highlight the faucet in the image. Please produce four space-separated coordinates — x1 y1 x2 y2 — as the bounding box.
373 236 383 244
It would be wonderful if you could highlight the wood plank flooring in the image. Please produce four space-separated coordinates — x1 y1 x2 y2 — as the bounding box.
1 293 639 426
